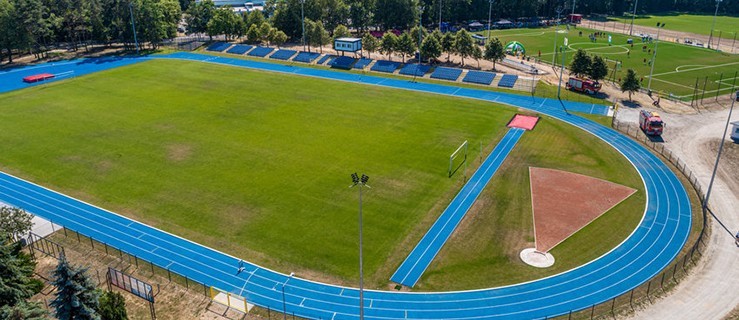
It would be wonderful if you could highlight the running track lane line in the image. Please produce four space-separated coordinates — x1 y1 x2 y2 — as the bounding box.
0 55 691 319
390 128 526 287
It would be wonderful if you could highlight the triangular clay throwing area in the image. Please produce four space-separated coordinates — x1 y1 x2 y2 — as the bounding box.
530 167 637 253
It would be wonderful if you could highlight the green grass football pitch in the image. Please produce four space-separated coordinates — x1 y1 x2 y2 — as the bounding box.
0 59 644 289
481 26 739 100
609 13 739 39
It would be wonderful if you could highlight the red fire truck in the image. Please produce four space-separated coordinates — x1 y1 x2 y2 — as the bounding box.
565 77 602 95
639 110 665 136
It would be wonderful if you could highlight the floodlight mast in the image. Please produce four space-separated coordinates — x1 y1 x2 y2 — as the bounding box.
628 0 638 36
414 6 424 83
487 0 495 41
647 22 665 92
350 173 370 320
129 1 139 54
552 6 563 66
708 0 722 49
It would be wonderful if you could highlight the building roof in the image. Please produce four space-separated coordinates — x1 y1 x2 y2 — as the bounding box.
335 37 361 42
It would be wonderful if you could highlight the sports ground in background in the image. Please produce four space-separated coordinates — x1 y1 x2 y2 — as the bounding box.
481 25 739 100
609 13 739 39
0 58 644 291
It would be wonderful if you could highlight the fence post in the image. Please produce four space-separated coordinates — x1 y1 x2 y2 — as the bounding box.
151 261 154 274
629 289 634 311
611 297 616 317
672 264 678 282
661 272 666 290
104 243 109 255
167 268 171 282
590 304 595 320
646 281 651 302
63 227 67 237
76 231 81 242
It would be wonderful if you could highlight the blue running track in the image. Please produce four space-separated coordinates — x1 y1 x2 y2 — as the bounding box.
391 128 525 287
0 52 691 319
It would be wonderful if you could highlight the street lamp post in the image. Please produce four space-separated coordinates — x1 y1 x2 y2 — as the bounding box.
350 173 370 320
708 0 722 49
128 1 139 54
300 0 306 52
487 0 494 41
647 22 665 93
414 6 424 83
556 45 569 115
552 6 563 66
704 90 737 212
570 0 575 17
281 272 294 320
628 0 639 36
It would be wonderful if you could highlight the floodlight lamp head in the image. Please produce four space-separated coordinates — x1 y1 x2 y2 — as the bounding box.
351 173 360 184
361 174 369 184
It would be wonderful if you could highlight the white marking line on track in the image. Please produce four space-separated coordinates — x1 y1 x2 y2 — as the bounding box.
451 88 461 95
538 98 547 108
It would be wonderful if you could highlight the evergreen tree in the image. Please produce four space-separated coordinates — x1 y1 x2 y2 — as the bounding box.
420 35 441 63
51 255 101 320
0 241 35 307
258 21 271 45
483 37 505 70
589 55 609 82
185 0 215 36
0 301 47 320
332 24 349 42
621 69 640 101
271 29 288 48
380 31 397 60
97 291 127 320
362 33 378 58
244 9 264 31
472 44 482 69
569 49 592 78
454 29 474 66
347 0 373 33
246 23 260 44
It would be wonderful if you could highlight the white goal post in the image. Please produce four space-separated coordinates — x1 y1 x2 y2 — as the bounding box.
449 140 468 177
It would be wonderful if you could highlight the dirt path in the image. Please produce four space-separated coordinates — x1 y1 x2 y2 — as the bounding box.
617 104 739 320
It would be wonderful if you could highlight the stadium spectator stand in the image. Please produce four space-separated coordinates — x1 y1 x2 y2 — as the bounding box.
353 58 373 69
430 67 463 81
226 45 253 55
370 60 402 73
270 49 297 60
317 55 336 65
247 46 274 57
206 42 231 52
293 52 321 63
498 74 519 88
330 56 356 69
463 71 496 85
399 64 431 76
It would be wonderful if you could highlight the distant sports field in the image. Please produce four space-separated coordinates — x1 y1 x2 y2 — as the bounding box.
0 59 644 290
610 13 739 39
481 26 739 100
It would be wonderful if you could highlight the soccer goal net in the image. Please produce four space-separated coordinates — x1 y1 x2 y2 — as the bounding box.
449 140 468 177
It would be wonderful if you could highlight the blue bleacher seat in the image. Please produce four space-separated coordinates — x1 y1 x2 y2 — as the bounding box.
269 49 297 60
206 42 231 52
430 67 463 81
293 52 322 63
370 60 401 73
399 64 431 76
498 74 519 88
330 56 356 69
226 44 253 55
353 58 373 69
317 55 335 65
247 46 274 57
463 71 496 85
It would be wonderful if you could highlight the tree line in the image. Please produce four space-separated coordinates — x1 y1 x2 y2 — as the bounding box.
0 207 129 320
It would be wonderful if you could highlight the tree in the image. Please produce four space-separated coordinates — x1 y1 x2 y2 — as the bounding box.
308 20 329 53
348 0 373 33
441 31 454 62
0 301 47 320
258 21 271 45
185 0 215 36
380 31 397 60
373 0 416 30
317 0 349 33
569 49 592 78
362 33 378 58
621 69 640 101
246 23 260 43
483 37 505 70
207 7 243 40
332 24 349 42
244 9 264 31
589 55 609 82
420 35 441 63
0 207 33 242
271 29 288 48
396 31 415 63
51 255 101 320
409 26 427 44
0 241 36 307
472 44 482 69
454 29 474 66
97 291 127 320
